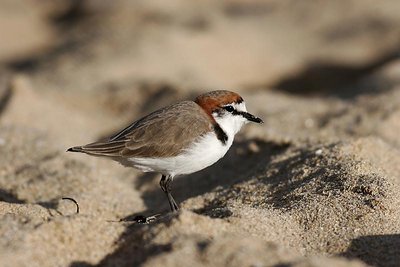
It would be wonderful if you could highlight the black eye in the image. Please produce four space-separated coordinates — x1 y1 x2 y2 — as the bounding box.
224 105 234 112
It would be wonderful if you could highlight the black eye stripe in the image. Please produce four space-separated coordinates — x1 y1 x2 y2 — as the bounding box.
212 105 244 117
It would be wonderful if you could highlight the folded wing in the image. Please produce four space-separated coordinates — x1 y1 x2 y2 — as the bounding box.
69 101 213 158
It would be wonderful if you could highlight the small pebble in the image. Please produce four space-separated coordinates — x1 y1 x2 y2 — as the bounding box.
315 149 323 155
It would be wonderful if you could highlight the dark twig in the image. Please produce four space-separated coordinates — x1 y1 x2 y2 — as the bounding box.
61 197 80 214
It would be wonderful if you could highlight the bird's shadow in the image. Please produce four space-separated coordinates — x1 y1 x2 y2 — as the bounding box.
123 137 291 219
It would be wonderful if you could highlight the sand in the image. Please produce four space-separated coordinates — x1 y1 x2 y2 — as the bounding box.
1 1 400 267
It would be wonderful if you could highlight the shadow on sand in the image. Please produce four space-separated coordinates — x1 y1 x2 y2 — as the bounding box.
131 138 290 216
341 234 400 267
271 50 400 98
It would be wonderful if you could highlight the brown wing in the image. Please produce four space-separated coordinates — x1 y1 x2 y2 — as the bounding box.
71 101 213 158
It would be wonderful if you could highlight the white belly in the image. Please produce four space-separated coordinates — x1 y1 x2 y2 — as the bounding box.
127 132 233 176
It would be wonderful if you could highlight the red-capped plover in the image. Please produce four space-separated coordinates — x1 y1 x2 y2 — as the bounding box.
68 90 263 212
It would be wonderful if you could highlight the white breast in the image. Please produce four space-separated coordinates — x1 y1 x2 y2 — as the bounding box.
127 131 233 176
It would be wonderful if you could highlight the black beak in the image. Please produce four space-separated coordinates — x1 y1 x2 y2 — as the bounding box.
242 112 263 124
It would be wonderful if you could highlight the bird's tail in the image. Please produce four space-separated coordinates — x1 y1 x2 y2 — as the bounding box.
66 140 126 156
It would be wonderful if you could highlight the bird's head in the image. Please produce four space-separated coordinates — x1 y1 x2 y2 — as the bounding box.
195 90 263 136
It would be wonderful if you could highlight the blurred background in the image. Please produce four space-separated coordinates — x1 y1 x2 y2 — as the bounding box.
1 0 400 148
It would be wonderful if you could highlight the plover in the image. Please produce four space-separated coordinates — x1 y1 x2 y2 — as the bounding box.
68 90 263 212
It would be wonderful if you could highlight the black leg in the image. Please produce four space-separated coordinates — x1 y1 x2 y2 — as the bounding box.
159 175 179 211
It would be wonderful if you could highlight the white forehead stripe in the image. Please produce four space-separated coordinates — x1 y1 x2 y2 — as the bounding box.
232 102 247 112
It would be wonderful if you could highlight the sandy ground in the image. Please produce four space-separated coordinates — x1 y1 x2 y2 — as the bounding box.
1 1 400 266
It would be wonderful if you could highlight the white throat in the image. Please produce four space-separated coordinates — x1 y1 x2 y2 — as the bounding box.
213 102 248 144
